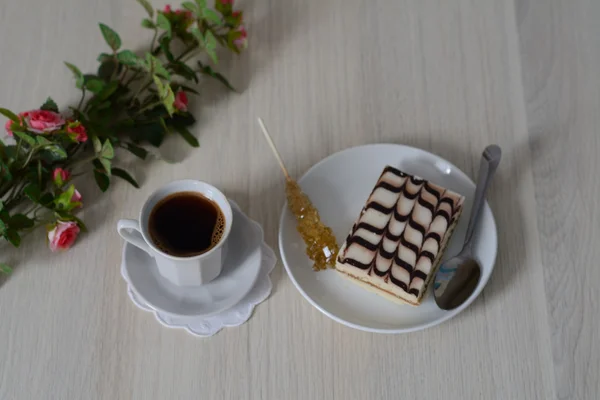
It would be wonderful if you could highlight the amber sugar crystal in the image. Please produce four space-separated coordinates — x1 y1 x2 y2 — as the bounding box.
285 180 339 271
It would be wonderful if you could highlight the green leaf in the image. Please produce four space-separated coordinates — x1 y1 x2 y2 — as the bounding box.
195 0 207 9
173 126 199 147
9 214 34 229
40 97 59 112
191 27 204 47
203 8 221 25
158 116 168 133
171 62 198 82
0 219 6 234
36 136 52 146
0 108 19 122
0 263 12 275
92 135 102 154
97 53 112 63
40 192 55 206
172 83 199 95
97 59 118 80
55 212 88 232
153 76 175 116
95 101 111 111
182 1 199 15
99 157 112 176
5 229 21 247
169 111 196 128
0 204 8 222
117 50 140 66
71 215 88 232
100 140 114 159
124 142 148 159
146 54 170 80
198 62 236 91
0 161 12 182
94 80 119 102
45 145 68 160
54 184 79 211
129 122 165 147
159 37 174 62
24 184 41 202
85 78 105 94
204 30 218 63
141 18 156 29
13 131 36 146
156 13 172 38
64 62 85 88
94 170 110 192
112 168 140 188
99 23 122 51
136 0 154 17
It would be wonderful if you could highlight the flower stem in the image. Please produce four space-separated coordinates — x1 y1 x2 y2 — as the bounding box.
129 79 154 106
77 88 86 110
68 155 98 171
175 46 199 63
150 29 158 51
15 138 22 159
133 101 162 117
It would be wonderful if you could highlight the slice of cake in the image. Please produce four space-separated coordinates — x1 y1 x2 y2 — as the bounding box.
335 166 464 306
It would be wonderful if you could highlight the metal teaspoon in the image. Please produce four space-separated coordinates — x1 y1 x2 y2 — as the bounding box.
433 144 501 310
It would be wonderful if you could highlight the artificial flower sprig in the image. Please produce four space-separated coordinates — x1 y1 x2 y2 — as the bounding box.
0 0 247 273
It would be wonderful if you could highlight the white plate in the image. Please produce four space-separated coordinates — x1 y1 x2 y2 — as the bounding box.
279 144 497 333
122 201 263 317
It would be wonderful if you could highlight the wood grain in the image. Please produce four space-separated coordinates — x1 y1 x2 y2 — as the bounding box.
516 0 600 398
0 0 596 399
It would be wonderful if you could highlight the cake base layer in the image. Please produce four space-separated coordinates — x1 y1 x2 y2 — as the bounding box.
336 268 420 306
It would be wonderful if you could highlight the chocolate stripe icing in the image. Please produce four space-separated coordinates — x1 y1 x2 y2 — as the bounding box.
337 166 465 303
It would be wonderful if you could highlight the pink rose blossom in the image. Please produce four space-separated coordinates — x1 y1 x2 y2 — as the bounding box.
52 168 71 186
175 9 193 19
163 4 172 13
174 90 188 112
4 119 13 137
67 121 88 142
71 189 82 205
4 113 26 137
48 221 80 252
23 110 65 133
234 26 248 50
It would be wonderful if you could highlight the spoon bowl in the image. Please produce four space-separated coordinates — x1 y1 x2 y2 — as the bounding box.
434 253 481 310
434 144 501 310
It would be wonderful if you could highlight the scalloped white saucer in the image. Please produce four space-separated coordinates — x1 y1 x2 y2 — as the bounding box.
125 242 276 337
121 200 265 318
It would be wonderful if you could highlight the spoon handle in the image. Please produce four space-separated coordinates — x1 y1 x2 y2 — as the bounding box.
463 145 501 248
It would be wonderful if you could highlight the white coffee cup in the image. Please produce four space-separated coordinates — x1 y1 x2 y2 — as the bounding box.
117 180 232 286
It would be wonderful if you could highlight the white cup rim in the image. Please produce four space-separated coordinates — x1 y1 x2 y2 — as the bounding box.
137 179 232 261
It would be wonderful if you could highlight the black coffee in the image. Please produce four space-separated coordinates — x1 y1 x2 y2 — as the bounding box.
148 192 225 257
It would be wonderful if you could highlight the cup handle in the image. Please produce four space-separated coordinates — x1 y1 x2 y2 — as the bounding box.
117 219 153 257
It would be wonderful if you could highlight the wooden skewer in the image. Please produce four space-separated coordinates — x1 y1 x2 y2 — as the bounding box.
257 117 291 181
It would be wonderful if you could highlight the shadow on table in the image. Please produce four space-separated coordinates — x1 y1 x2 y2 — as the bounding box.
160 0 319 164
404 135 541 314
225 180 285 296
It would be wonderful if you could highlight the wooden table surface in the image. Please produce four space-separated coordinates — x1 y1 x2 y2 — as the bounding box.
0 0 598 399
